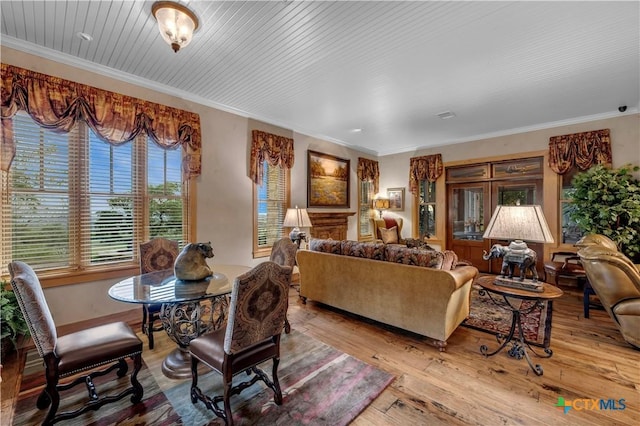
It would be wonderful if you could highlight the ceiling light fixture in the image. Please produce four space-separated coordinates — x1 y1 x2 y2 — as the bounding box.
152 1 199 53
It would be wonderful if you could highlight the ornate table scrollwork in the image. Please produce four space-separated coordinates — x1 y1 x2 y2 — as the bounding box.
475 275 563 376
160 294 230 378
108 265 251 380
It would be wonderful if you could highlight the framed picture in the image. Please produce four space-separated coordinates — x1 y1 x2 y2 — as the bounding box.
387 187 405 211
307 150 350 208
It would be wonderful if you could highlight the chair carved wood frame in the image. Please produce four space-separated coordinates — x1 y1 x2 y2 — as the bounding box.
189 261 292 425
8 261 144 425
139 237 179 349
269 237 298 333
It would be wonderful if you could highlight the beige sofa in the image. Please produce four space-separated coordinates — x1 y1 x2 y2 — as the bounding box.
296 239 478 351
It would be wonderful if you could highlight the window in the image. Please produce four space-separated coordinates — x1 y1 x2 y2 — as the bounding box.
418 180 436 238
253 161 290 258
559 168 584 244
1 113 190 278
358 180 374 240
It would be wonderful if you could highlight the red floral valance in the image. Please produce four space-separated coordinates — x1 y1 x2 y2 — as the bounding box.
357 157 380 194
249 130 294 185
0 63 202 177
548 128 612 174
409 154 443 195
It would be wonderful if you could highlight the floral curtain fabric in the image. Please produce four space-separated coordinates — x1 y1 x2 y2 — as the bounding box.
408 154 443 195
548 128 612 174
357 157 380 194
0 63 202 177
249 130 294 185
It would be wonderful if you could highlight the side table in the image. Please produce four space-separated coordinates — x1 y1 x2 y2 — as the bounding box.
475 275 563 376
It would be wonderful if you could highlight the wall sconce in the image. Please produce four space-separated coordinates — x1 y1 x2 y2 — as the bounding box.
152 1 199 53
283 206 313 248
373 197 390 218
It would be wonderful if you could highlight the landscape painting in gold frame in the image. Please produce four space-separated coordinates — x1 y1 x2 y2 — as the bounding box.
307 150 350 208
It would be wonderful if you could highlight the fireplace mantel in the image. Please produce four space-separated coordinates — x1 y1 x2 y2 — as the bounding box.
308 211 355 241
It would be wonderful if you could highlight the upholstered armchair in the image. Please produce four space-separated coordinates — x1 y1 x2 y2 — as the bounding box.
189 261 292 425
139 237 179 349
8 261 144 425
372 217 405 244
270 237 298 333
577 245 640 349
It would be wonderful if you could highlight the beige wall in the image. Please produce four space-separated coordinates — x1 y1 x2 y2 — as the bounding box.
378 114 640 252
1 47 369 324
2 46 639 325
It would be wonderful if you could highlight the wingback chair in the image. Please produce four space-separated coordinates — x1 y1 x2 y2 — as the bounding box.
577 245 640 349
372 217 404 244
270 237 298 333
189 261 292 425
139 237 179 349
8 261 144 425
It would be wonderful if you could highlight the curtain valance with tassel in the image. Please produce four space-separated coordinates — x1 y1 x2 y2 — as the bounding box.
1 63 202 177
357 157 380 194
249 130 294 185
408 154 443 195
548 128 612 174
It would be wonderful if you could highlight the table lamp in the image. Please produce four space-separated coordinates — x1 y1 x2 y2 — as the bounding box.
373 197 390 218
482 204 554 291
283 206 313 248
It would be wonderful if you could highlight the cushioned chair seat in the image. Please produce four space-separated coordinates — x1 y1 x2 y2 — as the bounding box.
55 322 142 375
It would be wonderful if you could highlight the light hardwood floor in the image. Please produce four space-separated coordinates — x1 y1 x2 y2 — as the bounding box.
2 285 638 425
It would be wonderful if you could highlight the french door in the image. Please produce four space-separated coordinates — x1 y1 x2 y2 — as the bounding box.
446 157 544 274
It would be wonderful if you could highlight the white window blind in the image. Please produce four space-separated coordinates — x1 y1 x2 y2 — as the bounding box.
1 112 189 276
359 180 374 238
254 161 289 257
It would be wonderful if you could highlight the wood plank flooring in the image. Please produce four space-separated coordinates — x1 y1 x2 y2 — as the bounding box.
2 285 638 425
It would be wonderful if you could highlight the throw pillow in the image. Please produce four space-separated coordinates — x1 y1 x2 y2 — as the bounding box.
380 226 399 244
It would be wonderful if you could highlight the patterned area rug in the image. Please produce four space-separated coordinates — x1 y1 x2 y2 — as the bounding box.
14 330 394 425
462 285 552 347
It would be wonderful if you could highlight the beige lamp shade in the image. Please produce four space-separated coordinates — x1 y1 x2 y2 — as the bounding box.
483 205 554 243
283 207 313 229
373 198 390 211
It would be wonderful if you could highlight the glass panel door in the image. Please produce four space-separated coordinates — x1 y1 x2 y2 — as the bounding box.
448 183 491 272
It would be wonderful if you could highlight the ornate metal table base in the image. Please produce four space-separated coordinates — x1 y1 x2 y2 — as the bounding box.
479 289 553 376
160 295 229 379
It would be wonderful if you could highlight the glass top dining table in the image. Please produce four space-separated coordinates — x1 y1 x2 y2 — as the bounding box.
108 264 252 305
108 264 251 379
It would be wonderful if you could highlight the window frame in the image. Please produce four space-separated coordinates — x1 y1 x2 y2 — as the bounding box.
416 179 437 239
357 180 375 241
252 161 291 258
1 113 196 287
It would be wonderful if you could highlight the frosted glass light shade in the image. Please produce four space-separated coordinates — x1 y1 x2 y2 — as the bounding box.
152 1 199 52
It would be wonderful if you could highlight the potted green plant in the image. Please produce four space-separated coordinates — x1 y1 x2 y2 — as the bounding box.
1 280 30 358
568 163 640 262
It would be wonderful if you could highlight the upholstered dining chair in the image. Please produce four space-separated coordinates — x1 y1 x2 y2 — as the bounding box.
8 261 144 425
139 237 179 349
270 237 298 333
189 261 292 426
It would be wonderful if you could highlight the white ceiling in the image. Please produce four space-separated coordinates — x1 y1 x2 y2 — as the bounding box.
2 1 639 156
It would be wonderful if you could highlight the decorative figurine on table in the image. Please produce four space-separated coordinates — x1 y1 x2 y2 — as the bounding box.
174 242 214 281
483 242 541 291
